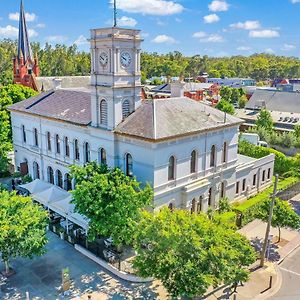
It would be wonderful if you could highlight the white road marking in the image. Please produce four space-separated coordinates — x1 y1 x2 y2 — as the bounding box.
280 267 300 277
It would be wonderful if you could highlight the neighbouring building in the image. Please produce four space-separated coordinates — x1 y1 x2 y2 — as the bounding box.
145 82 220 103
9 3 275 212
13 1 40 91
236 89 300 132
206 77 256 87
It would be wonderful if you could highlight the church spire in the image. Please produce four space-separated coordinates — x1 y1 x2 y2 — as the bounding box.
17 0 33 64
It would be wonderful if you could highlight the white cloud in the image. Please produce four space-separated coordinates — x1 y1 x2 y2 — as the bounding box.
156 19 166 26
175 17 182 23
114 0 184 16
249 29 279 38
282 43 296 51
0 25 18 38
208 0 229 12
264 48 275 54
152 34 177 44
230 20 260 30
291 0 300 3
0 25 37 38
203 14 220 24
193 31 224 43
192 31 207 38
117 16 137 27
237 46 251 51
45 35 68 43
74 35 88 46
9 12 36 22
36 23 46 28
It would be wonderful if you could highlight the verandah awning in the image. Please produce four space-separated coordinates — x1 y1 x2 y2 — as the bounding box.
20 179 89 230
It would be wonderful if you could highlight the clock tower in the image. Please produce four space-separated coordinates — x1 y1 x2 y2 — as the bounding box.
90 27 143 130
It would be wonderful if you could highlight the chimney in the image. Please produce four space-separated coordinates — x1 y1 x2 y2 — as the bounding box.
53 78 62 90
170 81 185 98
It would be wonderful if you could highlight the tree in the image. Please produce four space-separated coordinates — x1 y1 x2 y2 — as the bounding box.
70 162 153 246
220 86 233 102
256 109 273 131
0 191 48 275
0 84 37 175
294 125 300 138
256 198 300 242
238 95 247 108
231 88 241 104
216 99 235 115
133 208 256 299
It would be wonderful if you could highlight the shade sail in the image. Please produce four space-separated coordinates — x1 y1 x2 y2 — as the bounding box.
20 179 53 194
49 196 74 217
68 212 89 230
33 186 70 206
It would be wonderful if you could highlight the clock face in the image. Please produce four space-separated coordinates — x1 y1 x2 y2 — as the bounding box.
99 52 108 67
120 51 132 68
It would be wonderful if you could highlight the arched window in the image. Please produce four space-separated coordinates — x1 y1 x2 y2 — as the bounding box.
56 170 63 188
55 134 60 154
84 142 90 163
64 173 72 191
122 99 131 119
21 125 26 143
98 148 107 165
33 162 40 179
47 166 54 184
208 187 212 207
125 153 133 177
190 150 197 174
64 137 70 157
210 145 216 167
74 139 80 160
168 156 176 181
220 182 225 199
47 132 51 151
33 128 38 147
222 142 227 163
100 99 108 126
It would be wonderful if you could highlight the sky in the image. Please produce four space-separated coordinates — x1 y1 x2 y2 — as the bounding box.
0 0 300 57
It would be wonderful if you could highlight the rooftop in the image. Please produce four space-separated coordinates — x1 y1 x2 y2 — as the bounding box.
9 89 91 126
115 97 242 141
246 89 300 113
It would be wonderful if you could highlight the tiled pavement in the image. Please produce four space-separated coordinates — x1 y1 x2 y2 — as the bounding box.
0 232 162 300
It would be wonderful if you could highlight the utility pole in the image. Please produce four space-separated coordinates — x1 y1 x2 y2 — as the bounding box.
260 174 279 267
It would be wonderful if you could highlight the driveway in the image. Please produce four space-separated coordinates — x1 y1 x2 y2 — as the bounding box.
0 232 163 300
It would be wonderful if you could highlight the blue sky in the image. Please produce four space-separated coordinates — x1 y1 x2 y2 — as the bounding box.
0 0 300 57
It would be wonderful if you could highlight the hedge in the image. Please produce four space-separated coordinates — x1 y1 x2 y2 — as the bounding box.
217 177 299 228
238 140 293 176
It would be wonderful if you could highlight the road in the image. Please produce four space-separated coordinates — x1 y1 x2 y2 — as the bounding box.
272 246 300 299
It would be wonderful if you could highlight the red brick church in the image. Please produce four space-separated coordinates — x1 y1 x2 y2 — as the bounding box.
13 0 39 91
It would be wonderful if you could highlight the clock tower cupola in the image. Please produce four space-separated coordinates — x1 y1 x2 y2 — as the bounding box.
89 26 143 130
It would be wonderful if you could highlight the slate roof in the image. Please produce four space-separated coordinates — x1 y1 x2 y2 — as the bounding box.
246 89 300 113
115 97 242 140
9 89 91 125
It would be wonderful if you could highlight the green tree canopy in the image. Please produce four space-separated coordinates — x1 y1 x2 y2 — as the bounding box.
255 109 274 131
215 99 235 115
219 86 233 102
133 208 256 298
0 191 48 274
0 84 37 175
256 198 300 242
70 162 153 246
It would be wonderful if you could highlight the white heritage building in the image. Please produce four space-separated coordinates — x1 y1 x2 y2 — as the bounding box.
9 23 275 212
